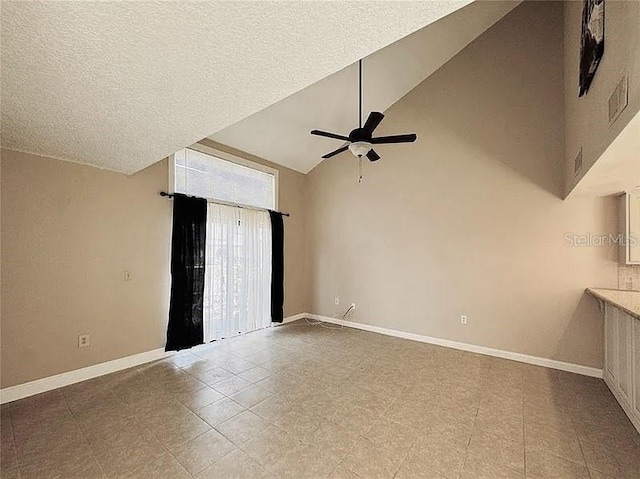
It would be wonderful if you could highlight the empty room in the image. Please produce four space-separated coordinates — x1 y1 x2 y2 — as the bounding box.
1 1 640 478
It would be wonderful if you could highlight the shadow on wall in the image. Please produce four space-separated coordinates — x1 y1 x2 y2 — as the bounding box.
555 293 604 366
387 2 565 199
557 194 619 367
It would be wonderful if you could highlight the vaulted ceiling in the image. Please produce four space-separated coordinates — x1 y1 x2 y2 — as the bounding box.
1 0 478 174
211 0 521 173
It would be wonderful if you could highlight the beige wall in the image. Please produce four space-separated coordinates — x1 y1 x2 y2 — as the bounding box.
0 147 307 388
564 0 640 197
306 1 618 369
1 150 171 388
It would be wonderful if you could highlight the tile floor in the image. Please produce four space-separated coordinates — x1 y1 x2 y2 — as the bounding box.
1 320 639 479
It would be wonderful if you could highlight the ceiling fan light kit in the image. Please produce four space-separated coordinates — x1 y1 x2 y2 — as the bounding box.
310 58 417 166
349 141 373 158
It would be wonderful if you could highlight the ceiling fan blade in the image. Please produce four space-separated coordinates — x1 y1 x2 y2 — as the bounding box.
362 112 384 136
322 145 349 159
366 149 380 162
311 130 350 141
370 133 417 144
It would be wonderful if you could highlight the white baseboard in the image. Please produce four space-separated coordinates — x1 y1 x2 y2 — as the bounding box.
278 313 306 325
0 348 173 404
2 313 604 404
1 313 306 404
306 314 603 378
604 372 640 434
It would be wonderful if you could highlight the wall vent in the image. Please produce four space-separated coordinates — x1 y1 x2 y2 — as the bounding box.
573 148 583 176
609 74 629 125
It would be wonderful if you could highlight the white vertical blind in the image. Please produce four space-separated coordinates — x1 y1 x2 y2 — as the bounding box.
203 203 272 341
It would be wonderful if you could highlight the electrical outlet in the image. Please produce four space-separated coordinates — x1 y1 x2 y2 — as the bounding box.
78 334 90 348
334 297 340 305
460 315 468 325
123 270 133 281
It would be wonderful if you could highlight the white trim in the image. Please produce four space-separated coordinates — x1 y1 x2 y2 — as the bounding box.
190 143 278 178
168 152 177 195
1 314 604 404
604 372 640 434
0 348 173 404
305 314 603 378
277 313 306 325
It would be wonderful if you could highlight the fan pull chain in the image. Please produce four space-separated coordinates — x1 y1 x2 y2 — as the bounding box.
358 156 363 184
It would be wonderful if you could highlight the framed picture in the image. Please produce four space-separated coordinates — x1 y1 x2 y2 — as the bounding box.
579 0 605 97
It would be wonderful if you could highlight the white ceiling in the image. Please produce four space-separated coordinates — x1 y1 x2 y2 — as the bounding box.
571 111 640 197
1 0 475 174
211 1 521 173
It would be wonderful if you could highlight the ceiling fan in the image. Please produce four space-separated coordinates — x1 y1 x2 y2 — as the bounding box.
310 59 417 162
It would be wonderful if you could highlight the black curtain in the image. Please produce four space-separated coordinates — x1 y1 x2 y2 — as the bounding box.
269 211 285 323
166 194 207 351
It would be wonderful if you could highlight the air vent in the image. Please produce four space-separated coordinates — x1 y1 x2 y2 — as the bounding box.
609 74 629 125
573 148 583 176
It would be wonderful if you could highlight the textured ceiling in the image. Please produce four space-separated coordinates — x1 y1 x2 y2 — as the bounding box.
210 0 520 173
1 0 474 174
571 112 640 197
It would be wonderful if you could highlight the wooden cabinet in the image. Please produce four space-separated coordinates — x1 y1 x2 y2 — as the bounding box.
619 190 640 265
603 303 640 432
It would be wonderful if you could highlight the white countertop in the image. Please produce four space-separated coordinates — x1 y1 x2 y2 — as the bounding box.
587 288 640 321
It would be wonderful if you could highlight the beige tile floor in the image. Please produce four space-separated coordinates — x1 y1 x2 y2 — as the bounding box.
1 320 639 479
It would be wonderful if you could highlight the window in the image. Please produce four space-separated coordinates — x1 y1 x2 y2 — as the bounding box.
169 144 277 340
171 145 277 210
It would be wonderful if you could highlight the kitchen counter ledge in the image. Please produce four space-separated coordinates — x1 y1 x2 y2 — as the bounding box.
586 288 640 321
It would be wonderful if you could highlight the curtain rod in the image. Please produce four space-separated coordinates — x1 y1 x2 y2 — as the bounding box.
159 192 290 217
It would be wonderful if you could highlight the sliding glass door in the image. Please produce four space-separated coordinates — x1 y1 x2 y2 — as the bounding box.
203 203 272 341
